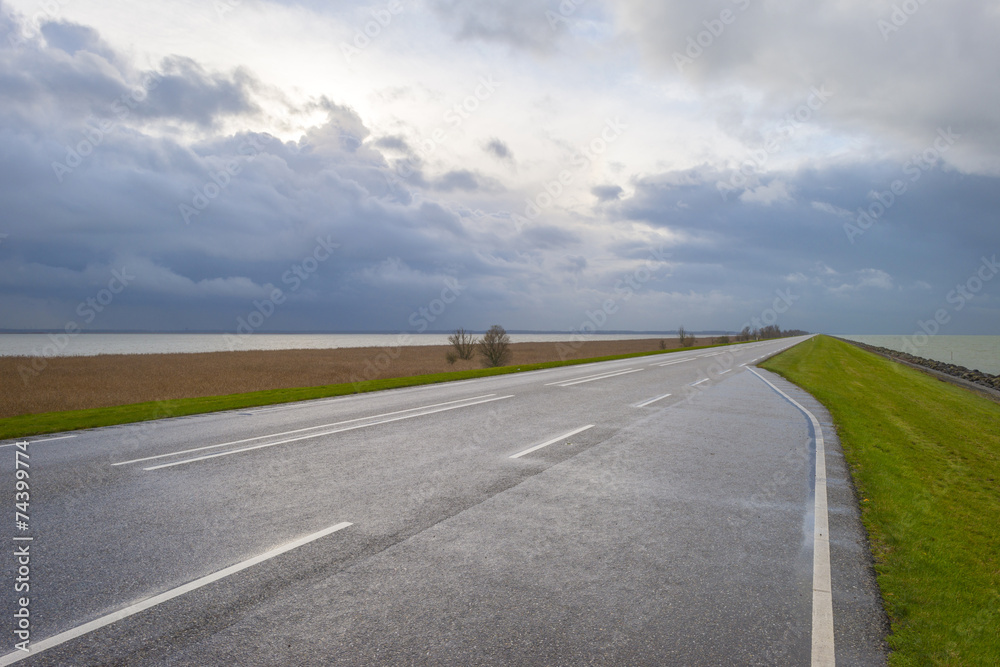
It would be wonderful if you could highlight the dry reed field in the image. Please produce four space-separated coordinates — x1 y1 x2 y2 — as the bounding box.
1 337 708 418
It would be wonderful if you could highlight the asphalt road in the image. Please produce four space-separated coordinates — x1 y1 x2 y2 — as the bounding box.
1 337 888 665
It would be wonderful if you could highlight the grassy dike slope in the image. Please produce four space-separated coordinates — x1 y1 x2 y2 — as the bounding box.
761 335 999 666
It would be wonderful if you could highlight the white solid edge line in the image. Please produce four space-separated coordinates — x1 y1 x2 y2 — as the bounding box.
0 435 78 448
145 395 515 470
746 367 835 667
30 435 78 443
556 368 644 387
0 522 353 666
509 425 595 459
544 368 636 386
116 394 499 466
635 393 672 408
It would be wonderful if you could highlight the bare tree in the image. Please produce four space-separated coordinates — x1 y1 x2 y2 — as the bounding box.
447 328 478 361
478 324 512 367
678 326 695 347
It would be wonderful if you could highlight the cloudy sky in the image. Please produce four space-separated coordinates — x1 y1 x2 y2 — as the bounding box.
1 0 997 336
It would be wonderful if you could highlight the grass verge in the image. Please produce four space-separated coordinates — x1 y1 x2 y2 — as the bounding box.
0 342 736 441
761 335 999 666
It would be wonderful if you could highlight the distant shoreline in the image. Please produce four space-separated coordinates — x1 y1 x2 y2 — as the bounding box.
0 329 732 335
0 332 707 358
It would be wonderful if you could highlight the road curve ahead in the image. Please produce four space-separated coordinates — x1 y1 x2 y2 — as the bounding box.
1 337 888 665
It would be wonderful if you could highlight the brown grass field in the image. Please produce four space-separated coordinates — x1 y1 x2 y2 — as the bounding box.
1 337 710 418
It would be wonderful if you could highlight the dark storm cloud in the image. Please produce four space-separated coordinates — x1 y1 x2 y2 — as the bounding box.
2 3 996 335
139 57 260 128
433 169 481 192
38 21 116 60
521 225 581 250
614 163 1000 333
591 184 623 202
373 135 412 153
432 169 503 193
1 20 259 132
484 138 514 162
0 10 584 333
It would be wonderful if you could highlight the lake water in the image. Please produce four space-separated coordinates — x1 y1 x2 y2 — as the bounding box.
840 335 1000 375
0 332 670 358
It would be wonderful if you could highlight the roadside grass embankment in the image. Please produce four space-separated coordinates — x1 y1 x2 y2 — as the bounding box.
0 341 740 441
761 335 999 666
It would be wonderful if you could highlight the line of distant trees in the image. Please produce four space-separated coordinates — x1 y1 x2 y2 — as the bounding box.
734 325 809 341
445 323 806 368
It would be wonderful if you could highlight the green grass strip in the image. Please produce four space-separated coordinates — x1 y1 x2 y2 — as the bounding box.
0 342 743 441
761 335 1000 666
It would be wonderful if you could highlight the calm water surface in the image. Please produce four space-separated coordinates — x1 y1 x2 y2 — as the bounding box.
0 332 669 357
840 335 1000 375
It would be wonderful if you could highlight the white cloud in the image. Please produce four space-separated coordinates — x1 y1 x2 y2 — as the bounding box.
613 0 1000 174
811 201 852 218
857 268 894 290
829 268 894 294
